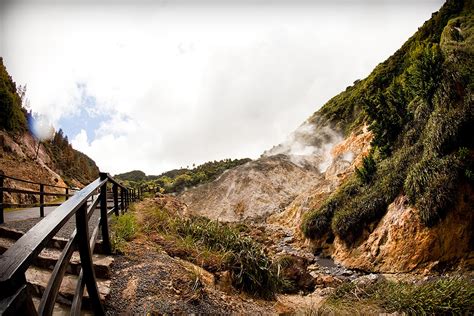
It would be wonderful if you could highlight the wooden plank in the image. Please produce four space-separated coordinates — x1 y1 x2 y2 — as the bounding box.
40 184 44 217
0 283 37 316
113 184 119 216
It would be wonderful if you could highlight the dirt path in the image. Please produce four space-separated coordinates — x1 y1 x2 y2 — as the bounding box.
105 235 284 315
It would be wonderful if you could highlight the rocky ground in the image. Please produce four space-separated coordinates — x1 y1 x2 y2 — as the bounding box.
104 230 369 315
105 234 281 315
104 197 376 315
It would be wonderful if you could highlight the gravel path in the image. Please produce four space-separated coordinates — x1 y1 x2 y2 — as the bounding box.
3 206 57 222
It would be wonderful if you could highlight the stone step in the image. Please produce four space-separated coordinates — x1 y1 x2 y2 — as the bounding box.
26 266 111 308
31 297 93 316
0 237 113 279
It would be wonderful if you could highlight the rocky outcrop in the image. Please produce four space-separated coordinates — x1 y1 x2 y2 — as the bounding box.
0 131 69 204
331 188 474 273
180 155 323 222
179 123 372 224
268 126 372 232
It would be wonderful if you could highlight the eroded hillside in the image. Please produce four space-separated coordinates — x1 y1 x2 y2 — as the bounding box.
180 121 371 223
179 0 474 273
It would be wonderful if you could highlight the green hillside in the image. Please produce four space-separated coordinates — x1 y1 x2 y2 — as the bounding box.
303 0 473 243
117 158 251 193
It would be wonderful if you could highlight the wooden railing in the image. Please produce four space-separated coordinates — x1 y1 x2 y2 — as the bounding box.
0 171 80 224
0 172 141 315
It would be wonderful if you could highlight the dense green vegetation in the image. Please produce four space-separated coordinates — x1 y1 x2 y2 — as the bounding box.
110 211 138 253
322 277 474 315
141 202 281 298
42 129 99 185
0 58 27 134
303 0 474 244
0 57 99 185
117 158 251 193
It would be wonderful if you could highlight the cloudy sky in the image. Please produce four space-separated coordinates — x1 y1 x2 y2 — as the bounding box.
1 0 444 175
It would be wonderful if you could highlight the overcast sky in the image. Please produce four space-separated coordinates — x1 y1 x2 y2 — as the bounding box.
0 0 444 175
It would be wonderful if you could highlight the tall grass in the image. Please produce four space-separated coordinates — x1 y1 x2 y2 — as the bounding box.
142 206 280 298
323 277 474 315
110 211 138 253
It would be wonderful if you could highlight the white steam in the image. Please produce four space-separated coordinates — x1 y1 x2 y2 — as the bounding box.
30 114 55 141
263 121 343 173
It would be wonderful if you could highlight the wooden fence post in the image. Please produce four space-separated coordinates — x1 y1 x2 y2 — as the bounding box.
0 170 4 224
120 187 125 213
113 184 119 216
75 203 104 315
99 173 111 254
40 183 45 217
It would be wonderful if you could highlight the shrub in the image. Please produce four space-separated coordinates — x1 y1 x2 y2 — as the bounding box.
355 153 376 184
330 147 412 242
406 43 444 105
301 177 361 240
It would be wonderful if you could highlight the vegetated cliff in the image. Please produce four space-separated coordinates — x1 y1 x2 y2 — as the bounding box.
0 57 99 204
180 0 473 273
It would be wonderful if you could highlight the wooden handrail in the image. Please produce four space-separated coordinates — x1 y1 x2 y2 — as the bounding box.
0 173 76 190
0 172 140 315
1 187 73 197
0 171 80 223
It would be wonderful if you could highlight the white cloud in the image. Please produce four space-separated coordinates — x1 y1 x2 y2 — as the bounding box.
1 1 444 174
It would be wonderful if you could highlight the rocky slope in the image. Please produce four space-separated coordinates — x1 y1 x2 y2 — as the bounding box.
180 121 370 223
0 130 69 204
0 128 100 205
180 0 473 274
